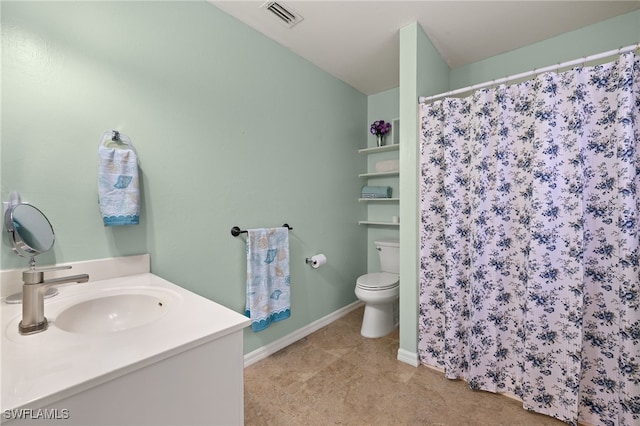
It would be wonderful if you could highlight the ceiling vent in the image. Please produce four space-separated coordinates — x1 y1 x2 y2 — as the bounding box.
261 1 304 28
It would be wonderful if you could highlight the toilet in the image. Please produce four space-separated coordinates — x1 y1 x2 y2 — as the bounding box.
355 239 399 338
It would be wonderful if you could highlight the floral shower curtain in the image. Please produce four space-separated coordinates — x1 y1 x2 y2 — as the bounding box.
418 52 639 425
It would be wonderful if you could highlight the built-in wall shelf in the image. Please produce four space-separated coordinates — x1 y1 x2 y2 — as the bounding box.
359 122 399 227
358 198 400 203
358 144 399 155
358 171 399 179
358 221 400 226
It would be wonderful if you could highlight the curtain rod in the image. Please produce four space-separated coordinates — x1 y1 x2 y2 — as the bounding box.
419 43 640 104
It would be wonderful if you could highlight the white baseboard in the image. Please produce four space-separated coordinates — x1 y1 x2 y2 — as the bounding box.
397 348 419 367
244 301 363 367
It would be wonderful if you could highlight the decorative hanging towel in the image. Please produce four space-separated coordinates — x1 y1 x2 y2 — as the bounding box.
97 130 140 226
245 227 291 332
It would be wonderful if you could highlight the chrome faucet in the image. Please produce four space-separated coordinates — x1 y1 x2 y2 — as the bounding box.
19 261 89 335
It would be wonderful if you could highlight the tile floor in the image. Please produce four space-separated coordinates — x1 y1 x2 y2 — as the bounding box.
244 306 566 425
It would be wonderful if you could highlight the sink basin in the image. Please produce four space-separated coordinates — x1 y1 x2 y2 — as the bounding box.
55 293 171 334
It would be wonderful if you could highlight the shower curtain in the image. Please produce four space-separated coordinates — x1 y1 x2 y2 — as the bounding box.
418 52 639 426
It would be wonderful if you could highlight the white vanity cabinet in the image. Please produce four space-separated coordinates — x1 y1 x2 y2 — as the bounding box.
1 258 250 426
30 332 245 426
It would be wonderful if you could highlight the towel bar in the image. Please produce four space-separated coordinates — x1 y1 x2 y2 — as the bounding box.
231 223 293 237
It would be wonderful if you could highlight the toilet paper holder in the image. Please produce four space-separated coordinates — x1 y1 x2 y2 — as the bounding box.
305 254 327 268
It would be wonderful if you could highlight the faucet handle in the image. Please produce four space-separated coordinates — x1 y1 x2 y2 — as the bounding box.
23 265 72 285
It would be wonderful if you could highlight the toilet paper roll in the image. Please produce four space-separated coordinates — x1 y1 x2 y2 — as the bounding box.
310 254 327 269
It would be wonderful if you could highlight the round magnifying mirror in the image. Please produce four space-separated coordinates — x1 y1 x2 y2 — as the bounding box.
4 204 55 258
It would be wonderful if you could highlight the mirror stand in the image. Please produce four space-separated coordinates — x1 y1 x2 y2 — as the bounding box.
3 192 59 304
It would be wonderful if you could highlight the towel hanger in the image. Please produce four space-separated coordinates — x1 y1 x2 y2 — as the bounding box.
99 130 135 150
231 223 293 237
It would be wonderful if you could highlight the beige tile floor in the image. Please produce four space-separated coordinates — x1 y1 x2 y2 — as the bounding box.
244 306 566 425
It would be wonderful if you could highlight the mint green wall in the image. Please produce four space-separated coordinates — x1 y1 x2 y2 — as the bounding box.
451 10 640 90
365 87 400 269
396 9 639 363
398 23 450 361
1 1 367 354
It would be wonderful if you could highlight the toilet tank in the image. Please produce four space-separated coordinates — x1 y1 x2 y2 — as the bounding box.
375 239 400 274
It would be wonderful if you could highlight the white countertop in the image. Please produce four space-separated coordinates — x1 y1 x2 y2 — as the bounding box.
1 273 250 412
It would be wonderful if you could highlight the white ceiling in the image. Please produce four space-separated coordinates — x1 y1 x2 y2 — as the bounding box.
210 1 640 95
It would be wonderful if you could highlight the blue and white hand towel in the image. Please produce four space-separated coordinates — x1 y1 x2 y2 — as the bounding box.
245 227 291 332
98 131 140 226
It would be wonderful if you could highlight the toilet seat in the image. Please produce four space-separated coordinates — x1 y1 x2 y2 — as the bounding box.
356 272 399 291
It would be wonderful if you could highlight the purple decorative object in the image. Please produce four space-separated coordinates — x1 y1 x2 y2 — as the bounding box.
370 120 392 136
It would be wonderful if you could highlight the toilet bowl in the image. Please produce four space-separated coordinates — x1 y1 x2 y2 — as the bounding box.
355 240 400 338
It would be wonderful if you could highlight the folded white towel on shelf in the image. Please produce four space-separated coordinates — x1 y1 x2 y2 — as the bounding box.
375 160 399 173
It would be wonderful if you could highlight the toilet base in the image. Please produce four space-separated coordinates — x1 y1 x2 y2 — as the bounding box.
360 302 396 338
